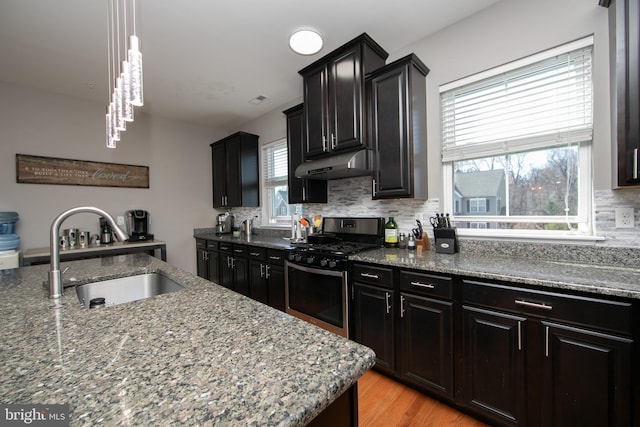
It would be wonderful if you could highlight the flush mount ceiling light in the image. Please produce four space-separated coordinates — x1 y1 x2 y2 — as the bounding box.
289 30 323 55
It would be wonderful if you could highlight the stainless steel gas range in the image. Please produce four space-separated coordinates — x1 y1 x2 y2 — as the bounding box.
285 217 385 338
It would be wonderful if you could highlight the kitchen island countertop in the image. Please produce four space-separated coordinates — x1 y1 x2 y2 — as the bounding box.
0 254 375 426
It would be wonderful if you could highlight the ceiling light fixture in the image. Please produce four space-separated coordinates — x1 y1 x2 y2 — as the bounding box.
106 0 144 149
289 30 323 55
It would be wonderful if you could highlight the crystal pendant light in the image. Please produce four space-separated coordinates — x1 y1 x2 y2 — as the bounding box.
121 60 134 121
128 34 143 106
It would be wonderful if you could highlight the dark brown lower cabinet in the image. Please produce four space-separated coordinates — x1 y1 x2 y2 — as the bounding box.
399 293 454 400
462 305 527 426
462 279 635 427
541 321 632 426
353 282 395 374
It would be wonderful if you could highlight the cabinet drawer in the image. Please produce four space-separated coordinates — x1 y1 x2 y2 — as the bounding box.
232 245 248 257
206 240 218 250
196 239 206 249
266 249 285 266
247 246 266 260
463 280 634 335
352 263 393 289
400 271 452 300
218 242 233 253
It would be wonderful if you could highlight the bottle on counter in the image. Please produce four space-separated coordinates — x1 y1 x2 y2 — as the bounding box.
384 217 398 248
398 233 407 249
407 234 416 250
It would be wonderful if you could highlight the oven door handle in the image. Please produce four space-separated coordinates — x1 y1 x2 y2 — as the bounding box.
285 260 345 277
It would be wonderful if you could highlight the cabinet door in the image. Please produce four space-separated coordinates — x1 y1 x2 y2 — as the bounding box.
249 260 269 304
196 247 208 279
399 293 454 399
353 283 395 373
233 255 249 296
541 321 633 426
224 139 242 207
370 66 410 198
219 254 234 290
463 305 527 427
614 0 640 186
329 47 364 153
285 104 327 203
266 264 285 312
212 143 227 207
207 249 219 283
303 65 329 158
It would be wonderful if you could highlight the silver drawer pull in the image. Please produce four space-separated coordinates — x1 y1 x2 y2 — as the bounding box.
269 256 281 261
360 273 379 279
515 299 552 310
234 249 244 253
410 281 435 289
250 252 261 256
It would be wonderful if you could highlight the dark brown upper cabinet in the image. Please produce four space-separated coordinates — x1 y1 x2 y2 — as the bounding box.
284 104 328 204
367 54 429 199
609 0 640 186
298 33 388 160
211 131 259 208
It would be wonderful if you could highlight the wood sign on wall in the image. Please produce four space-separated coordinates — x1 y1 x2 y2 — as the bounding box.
16 154 149 189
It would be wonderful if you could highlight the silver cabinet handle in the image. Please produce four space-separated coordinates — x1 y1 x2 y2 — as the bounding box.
302 186 306 201
269 255 281 261
545 325 550 357
250 252 261 257
372 179 377 196
400 295 406 318
260 263 265 278
515 299 552 310
322 135 327 152
634 148 638 180
517 321 522 351
234 249 244 254
226 255 232 268
410 281 435 289
331 133 336 150
360 272 379 279
265 265 270 279
385 292 391 314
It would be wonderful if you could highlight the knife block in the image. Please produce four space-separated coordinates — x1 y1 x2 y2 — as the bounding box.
434 228 459 254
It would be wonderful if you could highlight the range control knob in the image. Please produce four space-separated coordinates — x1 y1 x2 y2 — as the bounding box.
306 256 315 264
319 259 328 267
328 260 337 268
294 254 302 262
288 253 295 261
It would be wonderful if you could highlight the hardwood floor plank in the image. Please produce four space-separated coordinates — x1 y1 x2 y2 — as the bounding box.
358 370 488 427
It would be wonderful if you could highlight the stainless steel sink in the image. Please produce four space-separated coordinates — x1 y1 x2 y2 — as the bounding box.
76 273 185 308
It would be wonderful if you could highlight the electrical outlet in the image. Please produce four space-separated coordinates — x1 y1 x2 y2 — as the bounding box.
117 216 125 226
615 207 635 228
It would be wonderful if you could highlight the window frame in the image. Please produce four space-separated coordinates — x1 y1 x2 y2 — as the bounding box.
260 138 292 228
440 37 595 239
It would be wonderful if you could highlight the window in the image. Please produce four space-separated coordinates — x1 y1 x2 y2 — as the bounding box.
440 37 593 236
261 138 292 226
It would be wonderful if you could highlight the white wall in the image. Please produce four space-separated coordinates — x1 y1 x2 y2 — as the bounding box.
0 82 224 273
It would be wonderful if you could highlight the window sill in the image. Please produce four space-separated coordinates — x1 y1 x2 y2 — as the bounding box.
457 229 605 246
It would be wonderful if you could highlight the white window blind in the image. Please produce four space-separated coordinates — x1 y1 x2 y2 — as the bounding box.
262 139 288 185
440 37 593 163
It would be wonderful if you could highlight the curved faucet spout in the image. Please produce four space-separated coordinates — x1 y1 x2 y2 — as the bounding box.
49 206 128 299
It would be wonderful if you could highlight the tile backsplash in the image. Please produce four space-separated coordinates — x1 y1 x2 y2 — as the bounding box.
228 176 640 264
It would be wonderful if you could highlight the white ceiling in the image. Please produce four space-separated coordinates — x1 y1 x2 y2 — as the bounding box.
0 0 500 131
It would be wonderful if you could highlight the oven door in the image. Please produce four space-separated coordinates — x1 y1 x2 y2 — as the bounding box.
285 261 349 338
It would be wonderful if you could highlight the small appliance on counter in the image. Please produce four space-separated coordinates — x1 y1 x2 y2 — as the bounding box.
0 212 20 271
216 212 233 235
125 210 154 241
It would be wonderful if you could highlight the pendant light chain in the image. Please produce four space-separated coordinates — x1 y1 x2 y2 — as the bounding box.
106 0 143 148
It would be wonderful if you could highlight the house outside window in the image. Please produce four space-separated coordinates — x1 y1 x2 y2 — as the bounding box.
440 36 593 237
261 138 293 226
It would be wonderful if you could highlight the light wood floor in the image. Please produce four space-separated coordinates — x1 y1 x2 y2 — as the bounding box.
358 370 488 427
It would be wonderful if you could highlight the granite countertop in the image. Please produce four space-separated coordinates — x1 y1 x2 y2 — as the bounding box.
0 255 375 426
194 231 640 301
195 232 295 251
351 248 640 300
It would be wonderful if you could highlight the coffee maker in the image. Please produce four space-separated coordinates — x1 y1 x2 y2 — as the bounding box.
125 210 153 241
216 212 233 234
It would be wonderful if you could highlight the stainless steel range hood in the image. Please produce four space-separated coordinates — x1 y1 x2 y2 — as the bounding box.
294 149 372 180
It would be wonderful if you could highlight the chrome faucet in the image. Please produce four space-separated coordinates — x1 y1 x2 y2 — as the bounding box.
49 206 128 299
